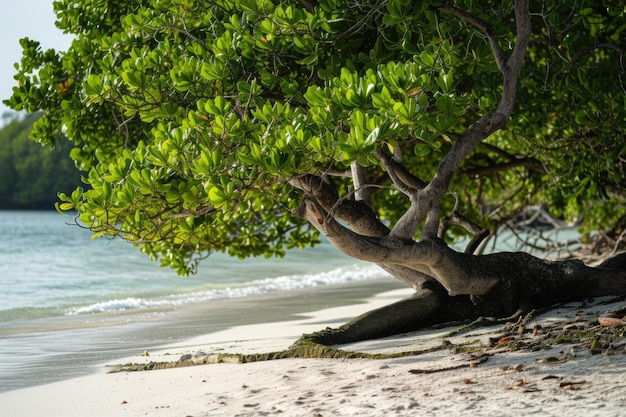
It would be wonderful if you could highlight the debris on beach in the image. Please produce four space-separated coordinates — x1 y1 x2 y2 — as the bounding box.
598 312 626 327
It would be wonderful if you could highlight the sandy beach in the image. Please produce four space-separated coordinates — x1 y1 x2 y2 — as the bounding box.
1 287 625 417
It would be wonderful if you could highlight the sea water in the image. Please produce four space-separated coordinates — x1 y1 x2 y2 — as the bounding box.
0 211 393 392
0 211 579 393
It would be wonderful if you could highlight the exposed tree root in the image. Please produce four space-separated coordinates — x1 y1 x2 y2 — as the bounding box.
107 252 626 375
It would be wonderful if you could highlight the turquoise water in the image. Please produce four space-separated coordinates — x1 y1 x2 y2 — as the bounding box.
0 211 580 393
0 211 395 392
0 211 387 320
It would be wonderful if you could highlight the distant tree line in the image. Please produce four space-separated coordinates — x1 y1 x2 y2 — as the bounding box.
0 112 82 209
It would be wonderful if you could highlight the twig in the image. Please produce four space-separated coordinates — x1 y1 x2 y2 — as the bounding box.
409 354 489 374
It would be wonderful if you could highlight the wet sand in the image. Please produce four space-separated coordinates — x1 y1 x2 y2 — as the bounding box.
1 287 625 417
0 278 405 392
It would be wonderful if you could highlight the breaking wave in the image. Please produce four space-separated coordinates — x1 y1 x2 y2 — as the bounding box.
66 265 388 315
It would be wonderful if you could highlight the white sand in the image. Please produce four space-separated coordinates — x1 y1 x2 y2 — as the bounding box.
1 289 625 417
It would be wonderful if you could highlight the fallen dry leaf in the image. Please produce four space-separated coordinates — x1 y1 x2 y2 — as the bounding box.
563 323 586 331
538 355 569 364
590 338 601 349
497 336 514 345
559 380 588 390
598 314 624 327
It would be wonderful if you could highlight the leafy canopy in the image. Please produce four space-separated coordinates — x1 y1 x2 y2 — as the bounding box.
5 0 625 274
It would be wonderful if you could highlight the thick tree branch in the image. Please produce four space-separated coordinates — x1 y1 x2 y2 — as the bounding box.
294 198 499 295
390 0 531 241
496 0 531 116
422 207 440 238
290 175 389 237
289 174 338 211
374 149 428 190
373 150 418 197
376 263 436 290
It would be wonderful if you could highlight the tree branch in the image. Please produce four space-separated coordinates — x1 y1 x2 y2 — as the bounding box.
376 263 436 290
290 174 389 237
464 157 546 178
350 161 372 207
391 0 531 240
438 4 507 72
437 192 490 254
375 149 428 190
373 150 418 197
571 43 625 64
496 0 531 116
293 197 499 295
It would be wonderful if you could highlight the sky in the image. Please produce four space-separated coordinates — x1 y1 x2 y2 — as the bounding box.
0 0 72 121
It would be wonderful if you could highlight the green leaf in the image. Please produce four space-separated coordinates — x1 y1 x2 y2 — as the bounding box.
364 127 380 145
207 184 230 207
414 143 431 157
435 95 455 116
58 202 75 211
204 96 230 116
237 0 258 13
436 71 454 94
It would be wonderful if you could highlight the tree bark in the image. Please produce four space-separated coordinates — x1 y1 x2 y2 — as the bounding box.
295 252 626 346
292 196 500 296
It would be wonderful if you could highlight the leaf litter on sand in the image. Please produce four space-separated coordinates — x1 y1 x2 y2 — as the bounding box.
395 296 626 403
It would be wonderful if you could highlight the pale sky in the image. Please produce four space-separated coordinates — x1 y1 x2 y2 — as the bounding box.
0 0 72 121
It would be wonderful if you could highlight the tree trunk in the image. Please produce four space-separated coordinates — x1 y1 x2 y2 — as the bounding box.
288 178 626 346
294 252 626 346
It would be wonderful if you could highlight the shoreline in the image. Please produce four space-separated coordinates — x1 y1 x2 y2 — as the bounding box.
0 277 407 393
106 282 415 367
1 288 625 416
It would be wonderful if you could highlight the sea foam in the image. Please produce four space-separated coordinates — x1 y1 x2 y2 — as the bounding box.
66 265 389 315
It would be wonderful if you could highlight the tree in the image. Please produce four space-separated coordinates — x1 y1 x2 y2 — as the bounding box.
5 0 626 342
0 112 82 209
